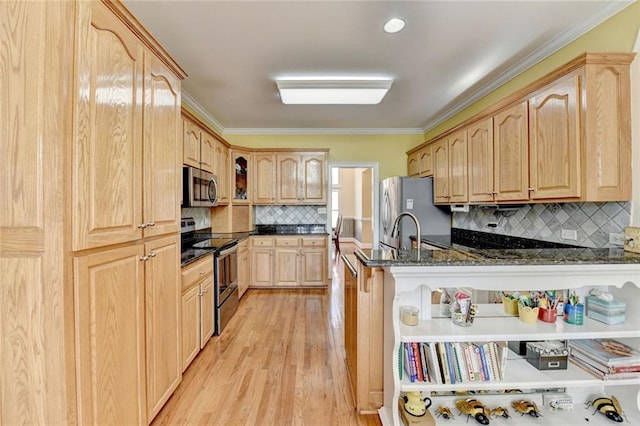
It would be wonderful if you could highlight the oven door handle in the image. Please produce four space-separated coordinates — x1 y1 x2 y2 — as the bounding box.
217 244 238 257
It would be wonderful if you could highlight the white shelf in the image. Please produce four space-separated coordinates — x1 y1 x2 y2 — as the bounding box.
400 357 640 392
400 303 640 342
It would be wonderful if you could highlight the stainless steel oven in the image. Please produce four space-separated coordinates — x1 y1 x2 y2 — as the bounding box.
183 166 218 207
215 243 239 335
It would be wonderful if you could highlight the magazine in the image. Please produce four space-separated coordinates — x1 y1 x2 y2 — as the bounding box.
568 339 640 366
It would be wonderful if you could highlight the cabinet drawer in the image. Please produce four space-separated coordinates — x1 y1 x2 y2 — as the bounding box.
302 237 326 248
252 237 274 247
181 254 213 291
276 237 300 247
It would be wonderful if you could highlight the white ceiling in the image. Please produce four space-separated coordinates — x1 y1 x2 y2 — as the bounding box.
124 1 633 134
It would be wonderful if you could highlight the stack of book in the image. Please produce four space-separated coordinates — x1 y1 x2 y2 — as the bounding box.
402 341 508 384
568 339 640 380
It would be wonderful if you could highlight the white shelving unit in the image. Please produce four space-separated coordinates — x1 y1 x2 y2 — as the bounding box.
378 263 640 426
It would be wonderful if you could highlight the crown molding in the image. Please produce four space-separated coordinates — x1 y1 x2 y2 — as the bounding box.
181 90 225 134
222 127 424 135
421 0 634 133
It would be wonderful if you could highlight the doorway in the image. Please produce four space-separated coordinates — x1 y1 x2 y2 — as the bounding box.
327 162 379 258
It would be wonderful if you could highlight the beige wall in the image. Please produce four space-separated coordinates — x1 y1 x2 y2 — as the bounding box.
338 168 356 218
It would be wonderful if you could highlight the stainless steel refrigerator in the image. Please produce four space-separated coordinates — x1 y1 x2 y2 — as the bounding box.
380 176 451 250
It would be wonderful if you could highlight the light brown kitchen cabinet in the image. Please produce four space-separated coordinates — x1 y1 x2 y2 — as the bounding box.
275 237 300 286
182 117 214 173
418 146 433 177
251 237 275 287
276 153 326 204
180 254 214 371
2 1 186 425
144 235 182 421
232 149 251 203
74 3 181 250
214 139 230 204
407 151 420 177
529 71 581 200
468 102 529 203
200 131 215 173
253 153 277 204
237 239 250 297
433 130 468 204
300 237 327 286
343 258 384 414
74 244 147 426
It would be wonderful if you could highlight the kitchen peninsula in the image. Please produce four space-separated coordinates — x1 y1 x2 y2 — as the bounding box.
354 245 640 425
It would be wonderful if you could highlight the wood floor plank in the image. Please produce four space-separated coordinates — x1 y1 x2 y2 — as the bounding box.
152 249 381 425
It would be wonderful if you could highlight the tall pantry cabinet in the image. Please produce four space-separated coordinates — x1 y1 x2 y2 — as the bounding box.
1 1 187 425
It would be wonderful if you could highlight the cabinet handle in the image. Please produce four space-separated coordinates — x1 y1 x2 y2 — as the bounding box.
146 222 155 227
140 255 149 261
137 223 147 229
199 271 206 275
147 252 156 258
528 187 535 192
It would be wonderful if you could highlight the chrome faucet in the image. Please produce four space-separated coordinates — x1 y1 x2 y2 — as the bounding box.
390 212 422 261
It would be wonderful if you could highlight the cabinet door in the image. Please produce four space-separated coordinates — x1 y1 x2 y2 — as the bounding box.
183 118 201 168
200 275 215 348
344 263 358 403
200 131 215 173
73 1 143 250
493 101 530 202
74 244 146 426
418 146 433 176
253 153 276 204
275 249 300 286
143 52 181 238
448 129 468 203
301 249 326 286
144 235 181 421
529 73 581 200
251 249 273 287
181 285 200 372
277 154 301 203
407 152 420 177
432 139 450 204
300 153 326 203
237 243 250 298
214 140 229 203
232 151 251 203
467 118 495 203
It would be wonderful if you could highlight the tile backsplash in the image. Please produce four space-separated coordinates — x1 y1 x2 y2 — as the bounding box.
181 207 211 230
453 202 630 248
255 205 327 225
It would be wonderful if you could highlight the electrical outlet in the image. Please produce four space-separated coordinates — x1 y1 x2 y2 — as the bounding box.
317 207 327 214
609 233 624 246
561 229 577 240
265 216 273 222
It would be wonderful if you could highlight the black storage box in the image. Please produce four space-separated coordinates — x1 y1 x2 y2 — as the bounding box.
508 341 530 356
525 341 568 371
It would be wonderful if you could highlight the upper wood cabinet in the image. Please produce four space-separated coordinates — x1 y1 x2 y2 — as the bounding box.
276 152 326 204
213 140 230 204
182 118 214 173
433 130 468 204
253 153 277 204
232 149 251 203
407 146 433 177
529 72 581 200
468 102 529 203
417 52 634 205
73 2 182 250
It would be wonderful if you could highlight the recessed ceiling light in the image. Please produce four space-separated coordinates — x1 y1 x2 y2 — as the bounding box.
384 18 405 34
275 78 393 105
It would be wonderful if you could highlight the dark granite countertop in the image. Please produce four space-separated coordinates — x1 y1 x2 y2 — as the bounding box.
355 245 640 267
180 249 213 267
254 224 328 235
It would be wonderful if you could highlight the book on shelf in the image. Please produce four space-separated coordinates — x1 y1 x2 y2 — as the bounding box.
411 342 425 382
568 339 640 366
419 343 429 382
569 354 640 381
475 343 491 381
451 342 466 383
462 343 476 382
425 342 443 384
437 342 452 384
495 341 509 380
403 343 417 382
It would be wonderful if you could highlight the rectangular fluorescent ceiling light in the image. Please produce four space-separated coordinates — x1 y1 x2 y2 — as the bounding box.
276 78 393 104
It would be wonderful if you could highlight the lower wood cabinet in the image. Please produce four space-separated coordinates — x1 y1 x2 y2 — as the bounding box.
250 235 327 287
74 234 181 425
237 238 250 297
181 254 214 371
344 259 384 414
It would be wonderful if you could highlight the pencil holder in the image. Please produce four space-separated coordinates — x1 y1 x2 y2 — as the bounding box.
502 296 519 315
564 303 584 325
518 306 539 324
538 307 557 323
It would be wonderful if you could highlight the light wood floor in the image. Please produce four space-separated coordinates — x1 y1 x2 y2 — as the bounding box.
152 245 381 425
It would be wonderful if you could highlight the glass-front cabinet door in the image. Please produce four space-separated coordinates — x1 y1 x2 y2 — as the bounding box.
232 150 251 203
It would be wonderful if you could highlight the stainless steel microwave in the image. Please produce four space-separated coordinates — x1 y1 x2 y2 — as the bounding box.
182 166 219 207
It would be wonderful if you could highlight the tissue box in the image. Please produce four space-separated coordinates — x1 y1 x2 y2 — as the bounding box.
525 341 568 370
586 296 626 325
